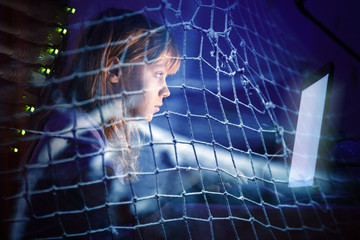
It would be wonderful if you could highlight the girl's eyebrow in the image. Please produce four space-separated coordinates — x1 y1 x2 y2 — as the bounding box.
149 64 167 72
150 62 167 68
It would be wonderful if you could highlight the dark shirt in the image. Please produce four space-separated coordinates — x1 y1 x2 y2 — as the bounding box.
11 108 135 239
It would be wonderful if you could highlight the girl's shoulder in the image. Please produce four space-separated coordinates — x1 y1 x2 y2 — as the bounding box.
29 107 107 168
27 107 109 188
45 107 100 131
43 107 106 146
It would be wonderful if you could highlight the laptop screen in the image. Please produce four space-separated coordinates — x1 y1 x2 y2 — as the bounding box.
289 63 333 187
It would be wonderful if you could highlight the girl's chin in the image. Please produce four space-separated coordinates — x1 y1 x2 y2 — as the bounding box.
145 114 153 122
132 113 153 122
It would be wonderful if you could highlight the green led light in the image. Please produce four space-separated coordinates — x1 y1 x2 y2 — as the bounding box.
30 107 35 112
66 7 71 12
17 129 21 134
46 34 53 41
38 54 44 60
71 8 76 14
25 105 30 111
47 48 54 54
54 49 59 55
22 95 27 99
56 27 62 33
40 67 46 73
62 29 67 34
46 69 51 74
21 130 26 136
14 148 18 153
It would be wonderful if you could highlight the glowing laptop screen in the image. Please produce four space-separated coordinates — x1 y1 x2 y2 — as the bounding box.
288 74 329 187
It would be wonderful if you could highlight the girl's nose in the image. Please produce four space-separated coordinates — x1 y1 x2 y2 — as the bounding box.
160 84 170 98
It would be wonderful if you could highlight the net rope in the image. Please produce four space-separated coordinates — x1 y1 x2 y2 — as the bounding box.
1 0 356 239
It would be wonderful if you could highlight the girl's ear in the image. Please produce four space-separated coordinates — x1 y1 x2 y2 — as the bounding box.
107 56 121 83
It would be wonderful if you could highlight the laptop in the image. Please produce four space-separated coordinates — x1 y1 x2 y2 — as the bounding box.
288 62 334 187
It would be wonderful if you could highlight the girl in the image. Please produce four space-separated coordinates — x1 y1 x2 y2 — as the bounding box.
11 8 180 239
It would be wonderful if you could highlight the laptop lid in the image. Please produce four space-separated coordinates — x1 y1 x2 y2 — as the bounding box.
288 62 334 187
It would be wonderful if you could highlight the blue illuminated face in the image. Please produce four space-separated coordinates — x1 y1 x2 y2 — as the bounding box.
130 62 170 122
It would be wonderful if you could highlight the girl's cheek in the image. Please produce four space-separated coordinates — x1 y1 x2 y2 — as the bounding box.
125 94 143 113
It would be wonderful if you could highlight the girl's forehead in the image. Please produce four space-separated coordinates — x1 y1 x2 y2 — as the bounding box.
145 62 167 71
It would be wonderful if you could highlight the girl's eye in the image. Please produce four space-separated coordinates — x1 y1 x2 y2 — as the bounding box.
155 72 164 79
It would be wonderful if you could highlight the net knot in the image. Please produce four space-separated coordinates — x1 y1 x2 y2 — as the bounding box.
160 0 171 9
265 101 275 109
242 79 249 86
207 29 217 40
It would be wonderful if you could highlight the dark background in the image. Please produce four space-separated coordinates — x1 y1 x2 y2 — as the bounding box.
1 0 359 239
270 0 360 143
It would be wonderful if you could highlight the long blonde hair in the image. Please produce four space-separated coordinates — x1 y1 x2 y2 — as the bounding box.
65 9 181 173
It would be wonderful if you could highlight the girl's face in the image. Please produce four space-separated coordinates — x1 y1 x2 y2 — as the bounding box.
130 62 170 122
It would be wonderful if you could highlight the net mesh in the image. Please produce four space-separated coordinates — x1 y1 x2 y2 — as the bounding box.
1 0 359 239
